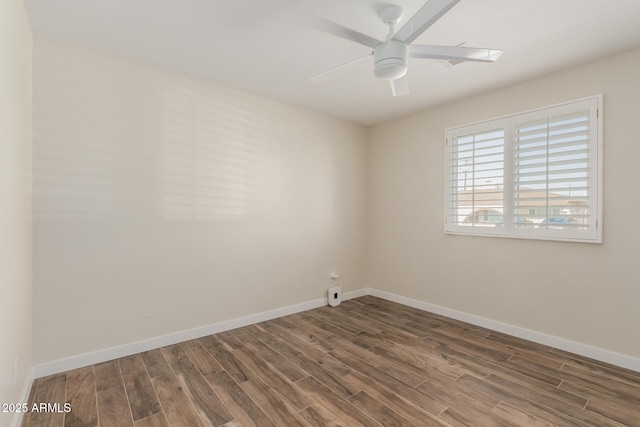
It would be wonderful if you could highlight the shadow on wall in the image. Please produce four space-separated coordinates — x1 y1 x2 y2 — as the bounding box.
33 76 334 225
161 85 283 220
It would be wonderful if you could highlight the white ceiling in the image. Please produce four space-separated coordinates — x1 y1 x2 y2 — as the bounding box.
24 0 640 126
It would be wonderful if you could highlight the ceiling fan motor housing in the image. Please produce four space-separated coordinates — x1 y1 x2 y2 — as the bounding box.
374 40 408 80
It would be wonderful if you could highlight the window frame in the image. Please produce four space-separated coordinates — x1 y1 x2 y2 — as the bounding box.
444 95 603 243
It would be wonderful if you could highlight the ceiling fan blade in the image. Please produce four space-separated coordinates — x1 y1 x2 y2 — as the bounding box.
393 0 461 45
390 76 409 97
305 15 382 49
308 54 372 85
410 44 503 62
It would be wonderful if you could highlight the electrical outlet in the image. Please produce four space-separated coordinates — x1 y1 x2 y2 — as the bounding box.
328 286 342 307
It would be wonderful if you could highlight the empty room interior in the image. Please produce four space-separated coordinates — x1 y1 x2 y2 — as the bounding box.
3 0 640 426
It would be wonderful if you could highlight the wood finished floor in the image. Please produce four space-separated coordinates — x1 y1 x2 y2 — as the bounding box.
22 296 640 427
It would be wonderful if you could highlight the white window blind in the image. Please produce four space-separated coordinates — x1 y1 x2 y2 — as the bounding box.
446 122 505 234
445 96 602 243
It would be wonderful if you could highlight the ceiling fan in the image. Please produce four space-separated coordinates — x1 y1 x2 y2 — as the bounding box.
307 0 503 97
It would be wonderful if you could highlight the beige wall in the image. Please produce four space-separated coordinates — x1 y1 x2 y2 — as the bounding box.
30 33 640 368
368 47 640 359
0 0 33 422
32 37 367 364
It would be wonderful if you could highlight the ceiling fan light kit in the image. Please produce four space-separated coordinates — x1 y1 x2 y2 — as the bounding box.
374 40 408 80
308 0 503 97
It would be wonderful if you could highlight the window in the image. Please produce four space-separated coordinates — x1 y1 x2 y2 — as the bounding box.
445 96 602 243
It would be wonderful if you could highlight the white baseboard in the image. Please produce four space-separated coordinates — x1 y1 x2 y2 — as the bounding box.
11 368 34 427
33 289 366 378
33 286 640 377
368 288 640 373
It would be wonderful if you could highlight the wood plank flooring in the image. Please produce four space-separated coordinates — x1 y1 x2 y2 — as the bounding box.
21 296 640 426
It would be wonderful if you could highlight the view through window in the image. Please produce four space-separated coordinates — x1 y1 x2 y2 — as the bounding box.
445 96 602 243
